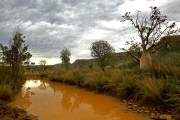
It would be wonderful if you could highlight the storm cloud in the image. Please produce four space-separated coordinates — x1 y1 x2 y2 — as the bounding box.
0 0 179 64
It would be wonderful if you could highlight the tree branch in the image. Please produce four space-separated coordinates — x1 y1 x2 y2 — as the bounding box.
121 48 140 61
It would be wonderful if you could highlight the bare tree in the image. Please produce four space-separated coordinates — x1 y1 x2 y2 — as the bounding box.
121 6 180 69
39 59 46 73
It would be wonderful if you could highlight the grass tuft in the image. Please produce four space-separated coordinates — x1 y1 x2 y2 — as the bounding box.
0 84 13 101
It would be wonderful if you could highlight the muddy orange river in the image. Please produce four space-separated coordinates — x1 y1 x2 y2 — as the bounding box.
10 78 150 120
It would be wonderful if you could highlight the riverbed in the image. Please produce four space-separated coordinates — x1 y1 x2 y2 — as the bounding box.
10 78 150 120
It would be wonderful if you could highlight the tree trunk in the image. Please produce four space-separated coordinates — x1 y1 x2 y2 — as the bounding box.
140 52 152 70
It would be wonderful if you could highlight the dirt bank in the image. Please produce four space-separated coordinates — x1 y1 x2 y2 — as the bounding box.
0 101 38 120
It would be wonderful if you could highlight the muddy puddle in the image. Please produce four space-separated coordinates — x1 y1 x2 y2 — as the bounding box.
10 78 150 120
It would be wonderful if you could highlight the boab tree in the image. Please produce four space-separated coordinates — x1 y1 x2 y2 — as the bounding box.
121 6 180 70
60 47 71 70
90 40 115 72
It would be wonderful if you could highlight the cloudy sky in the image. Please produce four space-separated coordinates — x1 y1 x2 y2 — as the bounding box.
0 0 180 65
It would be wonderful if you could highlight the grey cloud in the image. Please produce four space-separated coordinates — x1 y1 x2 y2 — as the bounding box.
0 0 179 64
159 0 180 21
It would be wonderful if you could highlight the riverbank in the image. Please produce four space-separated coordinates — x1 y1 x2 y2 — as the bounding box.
46 66 180 120
0 100 38 120
10 78 152 120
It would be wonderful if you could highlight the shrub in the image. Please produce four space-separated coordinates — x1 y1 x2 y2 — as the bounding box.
0 84 13 101
115 74 140 99
73 70 84 86
137 77 165 105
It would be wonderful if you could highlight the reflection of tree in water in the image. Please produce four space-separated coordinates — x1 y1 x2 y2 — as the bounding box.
47 81 121 119
12 87 35 109
48 81 83 112
38 81 48 90
60 90 120 118
32 80 38 84
61 92 82 112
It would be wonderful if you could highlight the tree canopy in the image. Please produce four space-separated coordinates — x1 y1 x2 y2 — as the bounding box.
0 31 32 89
90 40 115 71
60 47 71 69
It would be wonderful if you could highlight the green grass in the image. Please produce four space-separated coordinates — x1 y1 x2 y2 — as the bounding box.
26 40 180 117
0 65 24 101
47 59 180 115
0 84 13 101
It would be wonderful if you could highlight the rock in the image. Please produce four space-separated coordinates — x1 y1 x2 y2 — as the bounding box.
156 113 161 119
151 113 156 119
127 106 133 109
164 115 172 120
141 107 146 110
144 110 150 113
127 102 133 106
133 104 137 107
160 114 166 119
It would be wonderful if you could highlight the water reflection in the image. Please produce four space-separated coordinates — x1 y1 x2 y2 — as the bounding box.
10 78 150 120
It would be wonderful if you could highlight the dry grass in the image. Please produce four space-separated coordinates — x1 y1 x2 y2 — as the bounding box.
0 84 13 101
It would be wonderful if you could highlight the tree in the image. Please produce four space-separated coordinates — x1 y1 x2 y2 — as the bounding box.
60 47 71 70
39 59 47 73
0 31 32 89
121 6 180 70
90 40 115 72
123 40 142 64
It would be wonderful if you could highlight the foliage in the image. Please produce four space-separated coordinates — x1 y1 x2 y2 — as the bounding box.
60 47 71 70
90 40 115 71
47 49 180 114
72 70 84 86
123 40 142 64
0 84 13 101
0 31 31 90
0 32 32 67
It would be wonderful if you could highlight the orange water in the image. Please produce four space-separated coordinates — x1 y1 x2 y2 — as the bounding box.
10 78 150 120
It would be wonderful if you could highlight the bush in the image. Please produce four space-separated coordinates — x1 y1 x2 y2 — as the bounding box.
73 70 84 86
137 77 165 105
0 84 13 101
115 74 140 99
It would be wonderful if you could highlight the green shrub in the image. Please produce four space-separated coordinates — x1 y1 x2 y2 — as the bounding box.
73 70 84 86
137 77 165 105
115 74 140 99
0 84 13 101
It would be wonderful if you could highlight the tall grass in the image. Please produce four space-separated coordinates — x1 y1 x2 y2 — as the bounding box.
0 84 13 101
48 62 179 113
44 47 180 117
0 65 24 101
137 77 165 105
